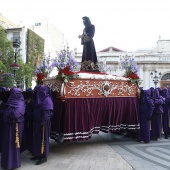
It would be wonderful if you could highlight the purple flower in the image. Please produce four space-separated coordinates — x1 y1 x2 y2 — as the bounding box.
120 55 140 76
52 49 79 71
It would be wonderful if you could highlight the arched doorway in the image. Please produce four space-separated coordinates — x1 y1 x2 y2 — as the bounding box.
160 73 170 89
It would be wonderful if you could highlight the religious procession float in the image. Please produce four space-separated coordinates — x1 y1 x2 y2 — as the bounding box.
34 49 142 142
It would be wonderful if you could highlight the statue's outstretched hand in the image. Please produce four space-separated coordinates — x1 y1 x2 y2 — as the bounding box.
78 35 82 39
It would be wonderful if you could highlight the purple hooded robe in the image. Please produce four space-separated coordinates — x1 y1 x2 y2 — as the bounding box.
160 88 170 135
138 89 155 143
21 88 34 153
0 101 6 153
81 17 97 67
151 88 164 140
1 87 25 170
32 85 53 158
0 87 8 153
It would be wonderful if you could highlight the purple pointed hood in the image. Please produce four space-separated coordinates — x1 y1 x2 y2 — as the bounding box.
160 87 169 98
6 87 25 114
36 85 53 110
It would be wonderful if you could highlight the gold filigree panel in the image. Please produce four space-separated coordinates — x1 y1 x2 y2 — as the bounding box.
43 78 137 98
66 80 136 97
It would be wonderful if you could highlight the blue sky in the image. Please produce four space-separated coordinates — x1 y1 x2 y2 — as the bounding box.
1 0 170 52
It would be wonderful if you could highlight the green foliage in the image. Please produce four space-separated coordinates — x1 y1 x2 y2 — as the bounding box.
0 27 45 89
27 29 44 67
0 75 14 88
13 59 34 88
0 26 14 64
0 61 7 73
26 29 45 88
0 26 14 88
56 73 78 83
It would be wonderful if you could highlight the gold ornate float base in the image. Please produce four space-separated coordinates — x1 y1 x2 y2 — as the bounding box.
43 78 138 100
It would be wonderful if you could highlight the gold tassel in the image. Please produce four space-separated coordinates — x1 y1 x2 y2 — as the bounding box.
41 125 45 154
15 123 20 148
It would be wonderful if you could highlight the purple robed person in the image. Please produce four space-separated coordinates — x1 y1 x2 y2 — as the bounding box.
31 85 53 165
23 97 34 153
0 101 6 153
0 87 25 170
151 88 164 140
160 87 170 139
138 89 155 143
79 16 97 69
150 87 154 97
165 89 170 134
0 87 8 153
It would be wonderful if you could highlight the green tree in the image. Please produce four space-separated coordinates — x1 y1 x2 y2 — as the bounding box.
0 26 14 65
26 29 44 88
16 60 34 88
0 74 14 88
0 60 7 73
0 26 45 89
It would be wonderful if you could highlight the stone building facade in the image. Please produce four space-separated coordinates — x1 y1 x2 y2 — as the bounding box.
75 39 170 90
0 13 17 29
28 18 64 56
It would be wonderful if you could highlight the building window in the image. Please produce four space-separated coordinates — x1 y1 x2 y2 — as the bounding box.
35 23 41 26
13 32 20 43
161 73 170 80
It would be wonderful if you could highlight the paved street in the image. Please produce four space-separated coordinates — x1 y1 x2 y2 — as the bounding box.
1 132 170 170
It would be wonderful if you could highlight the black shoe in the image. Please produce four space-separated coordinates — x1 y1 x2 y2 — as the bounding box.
151 137 157 140
30 156 39 160
57 133 64 144
165 134 169 139
36 157 47 165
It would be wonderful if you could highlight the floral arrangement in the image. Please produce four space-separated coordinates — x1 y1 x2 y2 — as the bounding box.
52 50 79 71
34 68 46 84
36 72 45 84
34 56 53 84
52 49 79 83
97 58 112 73
34 63 47 85
120 55 142 85
56 65 78 83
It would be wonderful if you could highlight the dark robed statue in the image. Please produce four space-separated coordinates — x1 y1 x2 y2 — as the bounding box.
78 16 98 70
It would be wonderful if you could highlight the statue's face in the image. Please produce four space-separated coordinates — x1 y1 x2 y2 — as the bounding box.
83 19 87 26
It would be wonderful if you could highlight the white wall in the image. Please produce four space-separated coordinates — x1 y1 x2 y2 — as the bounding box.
75 39 170 90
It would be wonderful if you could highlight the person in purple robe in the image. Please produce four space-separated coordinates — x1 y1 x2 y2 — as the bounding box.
150 87 154 97
160 87 170 139
150 88 164 140
21 88 34 154
78 16 97 70
0 87 7 153
30 85 53 165
0 87 25 170
0 100 5 153
138 89 155 143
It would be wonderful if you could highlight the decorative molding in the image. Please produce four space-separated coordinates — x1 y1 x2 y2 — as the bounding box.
43 78 137 98
66 80 136 97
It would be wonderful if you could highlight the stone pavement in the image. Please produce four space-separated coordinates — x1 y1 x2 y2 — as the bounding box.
101 132 170 170
1 132 170 170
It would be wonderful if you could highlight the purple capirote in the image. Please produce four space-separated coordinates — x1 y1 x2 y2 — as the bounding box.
32 85 53 158
1 87 25 170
